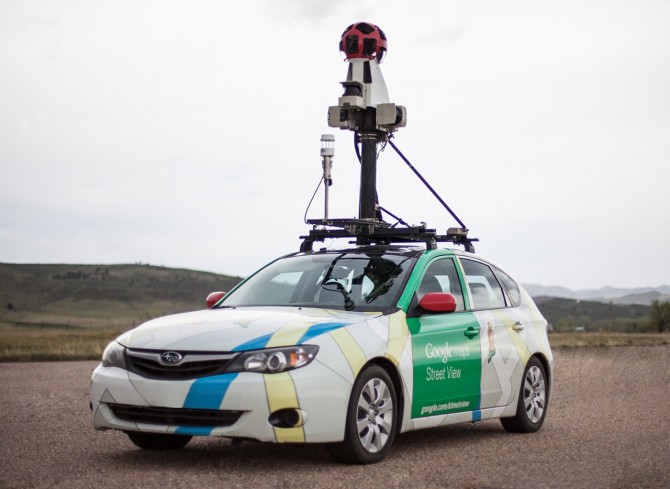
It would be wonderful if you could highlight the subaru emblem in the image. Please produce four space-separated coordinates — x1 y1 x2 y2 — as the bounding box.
160 351 183 365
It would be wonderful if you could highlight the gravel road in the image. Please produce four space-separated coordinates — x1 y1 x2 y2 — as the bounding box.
1 346 668 489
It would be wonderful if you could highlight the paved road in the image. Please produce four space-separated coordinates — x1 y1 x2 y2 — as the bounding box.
1 346 668 489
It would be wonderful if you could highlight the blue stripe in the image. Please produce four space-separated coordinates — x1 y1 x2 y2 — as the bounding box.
180 332 274 411
297 322 349 344
232 332 273 351
182 372 239 410
175 426 214 436
472 393 482 421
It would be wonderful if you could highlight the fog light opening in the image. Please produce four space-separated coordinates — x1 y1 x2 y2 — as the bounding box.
269 408 305 428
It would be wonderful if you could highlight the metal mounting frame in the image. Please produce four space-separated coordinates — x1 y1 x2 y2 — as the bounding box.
300 219 477 253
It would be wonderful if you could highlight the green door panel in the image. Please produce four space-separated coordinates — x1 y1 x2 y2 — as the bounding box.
409 311 482 418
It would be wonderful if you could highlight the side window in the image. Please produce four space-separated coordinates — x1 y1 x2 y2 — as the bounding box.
417 259 465 311
460 259 506 310
494 267 522 307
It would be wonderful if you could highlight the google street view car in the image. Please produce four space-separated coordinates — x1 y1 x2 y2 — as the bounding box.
90 21 553 464
91 241 552 464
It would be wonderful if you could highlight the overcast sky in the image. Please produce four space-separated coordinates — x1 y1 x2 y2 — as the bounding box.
1 0 668 289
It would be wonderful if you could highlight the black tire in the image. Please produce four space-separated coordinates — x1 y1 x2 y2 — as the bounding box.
501 356 548 433
327 365 397 464
125 431 192 450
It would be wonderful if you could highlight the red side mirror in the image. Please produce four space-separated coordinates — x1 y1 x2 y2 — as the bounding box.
206 291 226 309
419 292 457 313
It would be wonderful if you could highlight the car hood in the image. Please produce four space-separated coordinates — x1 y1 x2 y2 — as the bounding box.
116 306 380 351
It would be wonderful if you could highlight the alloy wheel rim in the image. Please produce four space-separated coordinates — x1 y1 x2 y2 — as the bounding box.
356 378 393 453
524 365 546 423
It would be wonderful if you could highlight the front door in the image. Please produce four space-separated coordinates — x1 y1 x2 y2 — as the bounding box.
407 257 482 418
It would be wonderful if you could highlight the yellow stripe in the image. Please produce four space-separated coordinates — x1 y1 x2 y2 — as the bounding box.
274 426 304 443
266 319 312 348
492 310 532 366
385 311 409 366
504 323 531 367
535 322 552 356
330 328 367 377
264 372 305 442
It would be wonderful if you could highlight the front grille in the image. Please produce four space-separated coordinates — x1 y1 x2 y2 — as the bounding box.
109 403 243 427
125 349 238 380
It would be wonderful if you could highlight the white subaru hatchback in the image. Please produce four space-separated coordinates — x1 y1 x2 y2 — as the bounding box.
91 245 552 464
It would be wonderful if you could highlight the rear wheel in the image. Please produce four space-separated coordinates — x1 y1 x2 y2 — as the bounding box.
501 356 548 433
125 431 192 450
327 365 397 464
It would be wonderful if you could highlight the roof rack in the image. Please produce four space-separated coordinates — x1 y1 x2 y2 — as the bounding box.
300 218 477 253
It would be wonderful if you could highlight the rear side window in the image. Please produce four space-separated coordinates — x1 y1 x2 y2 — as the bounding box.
460 259 506 310
494 267 522 307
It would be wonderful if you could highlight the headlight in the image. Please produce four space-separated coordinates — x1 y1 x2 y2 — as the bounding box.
227 345 319 374
101 341 127 369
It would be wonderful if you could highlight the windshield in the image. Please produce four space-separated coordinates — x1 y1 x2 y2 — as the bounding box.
219 251 417 312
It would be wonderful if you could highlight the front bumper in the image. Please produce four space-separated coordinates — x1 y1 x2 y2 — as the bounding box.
90 358 352 443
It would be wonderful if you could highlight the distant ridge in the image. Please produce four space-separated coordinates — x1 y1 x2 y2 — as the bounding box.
523 284 670 305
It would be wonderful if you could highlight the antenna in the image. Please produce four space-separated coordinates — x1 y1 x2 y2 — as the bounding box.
320 134 335 220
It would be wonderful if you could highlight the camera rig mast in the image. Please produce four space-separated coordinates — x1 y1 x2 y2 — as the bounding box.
301 22 476 253
326 23 405 221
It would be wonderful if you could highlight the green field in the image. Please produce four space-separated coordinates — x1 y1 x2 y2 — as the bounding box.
0 323 123 362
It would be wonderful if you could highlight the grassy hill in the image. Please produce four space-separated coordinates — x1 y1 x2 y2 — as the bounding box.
0 262 242 328
0 263 243 361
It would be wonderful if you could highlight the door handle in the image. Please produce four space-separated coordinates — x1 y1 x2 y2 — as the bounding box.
512 322 524 332
464 327 480 338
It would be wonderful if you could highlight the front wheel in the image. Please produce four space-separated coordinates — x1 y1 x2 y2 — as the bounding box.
125 431 192 450
327 365 397 464
501 356 548 433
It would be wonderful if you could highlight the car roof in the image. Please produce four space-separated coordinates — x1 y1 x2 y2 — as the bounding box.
287 244 455 260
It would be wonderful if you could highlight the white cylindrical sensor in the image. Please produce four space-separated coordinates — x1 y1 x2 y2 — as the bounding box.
320 134 335 157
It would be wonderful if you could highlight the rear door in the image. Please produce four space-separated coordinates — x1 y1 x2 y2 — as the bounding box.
459 258 523 411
